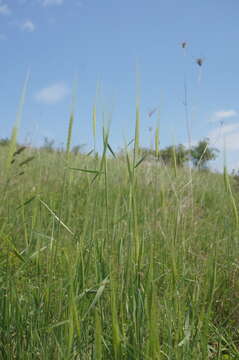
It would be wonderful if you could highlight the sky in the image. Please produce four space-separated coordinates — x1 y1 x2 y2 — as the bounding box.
0 0 239 171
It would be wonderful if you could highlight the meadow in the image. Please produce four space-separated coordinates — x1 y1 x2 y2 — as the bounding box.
1 110 239 360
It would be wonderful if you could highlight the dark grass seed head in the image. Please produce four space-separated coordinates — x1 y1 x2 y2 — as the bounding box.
196 58 204 66
13 146 27 157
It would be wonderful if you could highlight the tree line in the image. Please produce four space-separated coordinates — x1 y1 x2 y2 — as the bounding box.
0 136 219 170
140 138 219 170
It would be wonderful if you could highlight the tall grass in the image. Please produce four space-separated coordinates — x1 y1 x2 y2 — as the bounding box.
0 101 239 359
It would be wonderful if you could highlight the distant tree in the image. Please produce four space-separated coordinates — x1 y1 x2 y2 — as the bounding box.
0 137 10 146
190 138 219 169
71 144 86 155
140 147 156 159
42 137 55 152
160 144 189 167
136 144 189 167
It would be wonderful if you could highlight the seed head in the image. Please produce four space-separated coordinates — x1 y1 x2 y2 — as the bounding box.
196 58 204 67
181 42 187 49
148 108 157 118
13 146 26 157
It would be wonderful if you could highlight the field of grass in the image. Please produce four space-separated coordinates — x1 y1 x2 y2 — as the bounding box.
1 116 239 359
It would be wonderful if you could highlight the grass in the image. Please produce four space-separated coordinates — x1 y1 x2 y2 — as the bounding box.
0 116 239 359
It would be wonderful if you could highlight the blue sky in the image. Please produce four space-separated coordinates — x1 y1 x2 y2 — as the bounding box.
1 0 239 171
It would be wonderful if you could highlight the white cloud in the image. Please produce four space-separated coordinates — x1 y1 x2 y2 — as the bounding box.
223 132 239 151
35 83 69 104
208 123 239 151
0 3 11 15
210 123 239 137
42 0 63 6
22 20 35 32
211 109 237 122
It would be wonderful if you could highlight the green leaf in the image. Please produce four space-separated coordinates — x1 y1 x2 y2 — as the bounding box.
107 143 116 158
135 154 147 168
17 195 37 210
50 320 70 329
87 149 94 156
69 167 101 174
83 277 109 321
127 138 134 147
11 249 26 263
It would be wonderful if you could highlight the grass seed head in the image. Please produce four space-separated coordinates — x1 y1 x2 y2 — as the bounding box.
13 146 27 157
196 58 204 66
